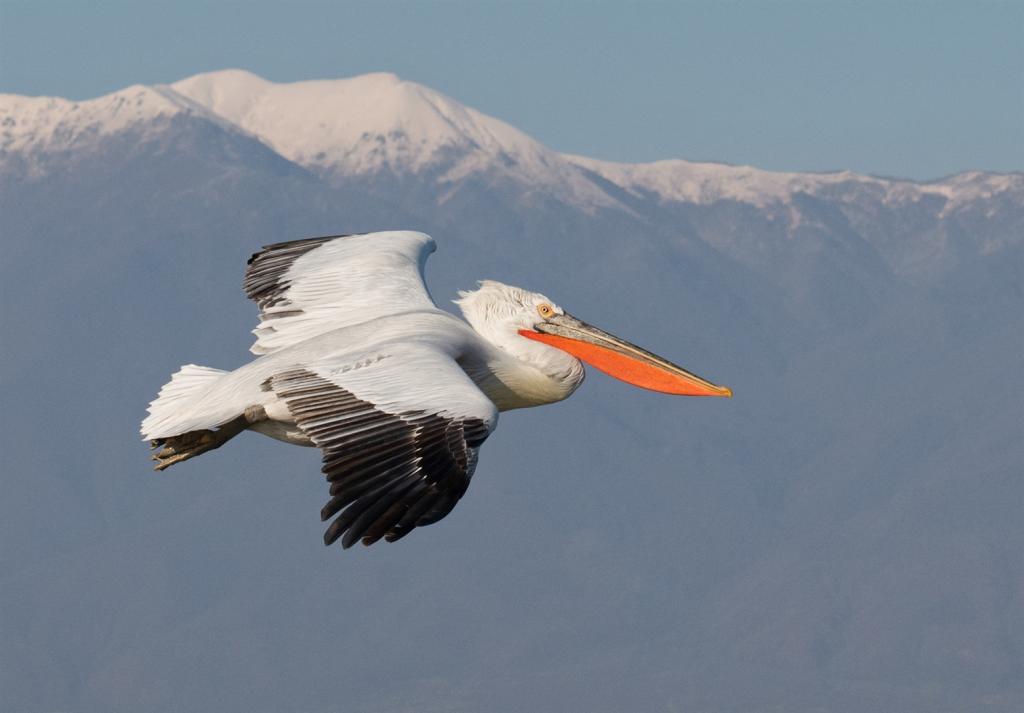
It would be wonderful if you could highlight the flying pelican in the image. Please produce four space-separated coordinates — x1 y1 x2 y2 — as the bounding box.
141 231 731 548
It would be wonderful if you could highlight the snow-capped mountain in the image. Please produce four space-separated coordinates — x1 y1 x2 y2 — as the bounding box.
171 69 611 203
2 71 1021 713
5 69 1021 217
5 68 1020 283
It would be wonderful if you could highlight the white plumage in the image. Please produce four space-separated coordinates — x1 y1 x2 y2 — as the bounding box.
142 231 729 548
245 231 438 355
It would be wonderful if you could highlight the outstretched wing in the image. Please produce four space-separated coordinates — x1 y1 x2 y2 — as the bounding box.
267 345 499 548
244 231 437 355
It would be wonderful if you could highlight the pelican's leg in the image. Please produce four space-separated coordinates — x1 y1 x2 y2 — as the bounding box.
150 406 266 471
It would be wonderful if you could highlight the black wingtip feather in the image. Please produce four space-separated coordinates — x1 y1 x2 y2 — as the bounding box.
271 368 491 550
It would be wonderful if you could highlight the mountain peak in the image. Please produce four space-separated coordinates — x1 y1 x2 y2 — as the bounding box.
0 83 199 156
166 69 616 207
170 69 539 174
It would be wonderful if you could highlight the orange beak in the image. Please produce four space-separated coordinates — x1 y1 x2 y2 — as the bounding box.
519 313 731 397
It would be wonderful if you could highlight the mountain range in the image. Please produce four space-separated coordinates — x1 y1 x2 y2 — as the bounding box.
2 70 1021 713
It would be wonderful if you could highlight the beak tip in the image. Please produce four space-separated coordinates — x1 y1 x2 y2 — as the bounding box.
721 386 733 398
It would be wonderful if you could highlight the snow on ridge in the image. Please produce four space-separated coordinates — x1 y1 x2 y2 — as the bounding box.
565 154 1023 210
0 84 200 155
565 155 824 206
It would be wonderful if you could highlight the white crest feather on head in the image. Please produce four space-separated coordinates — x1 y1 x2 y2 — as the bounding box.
455 280 544 319
454 280 562 342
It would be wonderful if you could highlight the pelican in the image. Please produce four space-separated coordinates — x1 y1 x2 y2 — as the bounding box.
142 231 731 548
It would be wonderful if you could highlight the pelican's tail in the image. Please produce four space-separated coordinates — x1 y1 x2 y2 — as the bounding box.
141 364 227 442
142 363 246 471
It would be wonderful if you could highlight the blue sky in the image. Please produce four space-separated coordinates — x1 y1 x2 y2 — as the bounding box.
1 0 1021 179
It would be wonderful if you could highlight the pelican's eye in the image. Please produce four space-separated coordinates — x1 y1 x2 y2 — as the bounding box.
536 303 555 319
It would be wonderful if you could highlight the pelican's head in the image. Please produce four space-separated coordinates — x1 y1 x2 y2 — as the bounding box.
456 280 731 397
